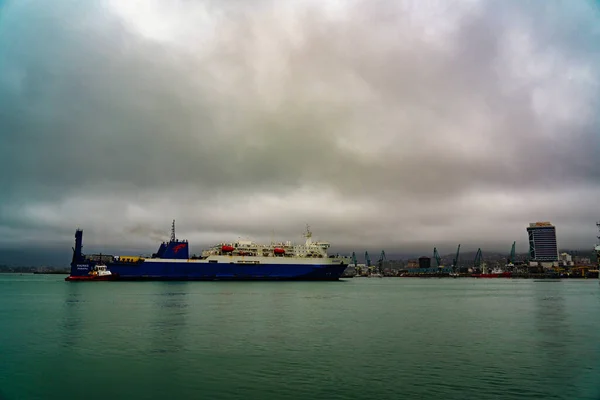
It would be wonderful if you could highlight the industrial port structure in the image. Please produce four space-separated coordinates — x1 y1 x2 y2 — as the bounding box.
346 221 599 279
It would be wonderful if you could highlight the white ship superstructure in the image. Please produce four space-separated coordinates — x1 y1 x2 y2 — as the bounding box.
199 226 350 265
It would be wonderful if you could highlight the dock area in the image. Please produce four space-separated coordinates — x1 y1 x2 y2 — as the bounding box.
342 269 599 279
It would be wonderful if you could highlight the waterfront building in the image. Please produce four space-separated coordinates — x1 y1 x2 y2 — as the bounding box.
527 222 559 265
418 257 431 269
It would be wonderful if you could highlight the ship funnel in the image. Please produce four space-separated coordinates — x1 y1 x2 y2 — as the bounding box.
152 220 189 259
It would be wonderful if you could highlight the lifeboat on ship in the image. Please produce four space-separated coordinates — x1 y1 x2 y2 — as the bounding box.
273 248 285 255
221 245 235 252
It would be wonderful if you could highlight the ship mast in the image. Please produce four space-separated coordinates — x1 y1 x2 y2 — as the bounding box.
171 219 176 242
304 224 312 245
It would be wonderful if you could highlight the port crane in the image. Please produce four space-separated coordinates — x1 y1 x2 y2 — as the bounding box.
474 248 483 271
377 250 386 275
507 241 516 268
433 247 442 268
351 251 360 275
364 251 374 274
363 251 382 276
452 244 461 272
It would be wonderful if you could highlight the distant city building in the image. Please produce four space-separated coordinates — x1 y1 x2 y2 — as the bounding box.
573 256 591 266
407 259 419 269
418 257 431 269
382 260 404 270
559 253 574 267
527 222 559 264
559 253 572 263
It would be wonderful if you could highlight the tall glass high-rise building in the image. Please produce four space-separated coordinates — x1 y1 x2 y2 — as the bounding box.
527 222 558 262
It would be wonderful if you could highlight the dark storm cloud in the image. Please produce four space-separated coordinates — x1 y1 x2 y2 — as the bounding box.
1 0 599 259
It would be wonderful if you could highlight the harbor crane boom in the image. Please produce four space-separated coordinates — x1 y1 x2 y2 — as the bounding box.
507 241 516 265
433 247 442 267
377 250 387 274
452 244 461 272
474 248 483 270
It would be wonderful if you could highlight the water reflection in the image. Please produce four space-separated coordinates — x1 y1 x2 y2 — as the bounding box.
148 282 190 354
208 285 238 350
532 282 572 383
140 283 191 396
60 283 84 348
265 286 291 342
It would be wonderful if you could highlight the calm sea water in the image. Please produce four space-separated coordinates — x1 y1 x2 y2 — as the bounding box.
0 275 599 400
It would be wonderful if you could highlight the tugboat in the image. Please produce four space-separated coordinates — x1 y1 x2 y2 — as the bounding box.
65 264 118 281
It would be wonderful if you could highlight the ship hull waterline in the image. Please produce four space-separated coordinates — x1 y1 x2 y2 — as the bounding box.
68 261 349 282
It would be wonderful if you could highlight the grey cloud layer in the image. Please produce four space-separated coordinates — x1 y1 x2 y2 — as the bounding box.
1 0 599 256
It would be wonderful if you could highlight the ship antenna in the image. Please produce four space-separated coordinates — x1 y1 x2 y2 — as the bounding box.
304 224 313 246
171 219 176 242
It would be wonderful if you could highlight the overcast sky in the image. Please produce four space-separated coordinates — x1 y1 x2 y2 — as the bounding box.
1 0 599 264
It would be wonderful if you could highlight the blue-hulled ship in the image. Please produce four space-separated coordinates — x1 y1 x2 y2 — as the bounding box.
66 221 350 281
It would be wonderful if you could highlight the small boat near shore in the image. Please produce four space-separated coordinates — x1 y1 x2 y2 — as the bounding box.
472 267 512 278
